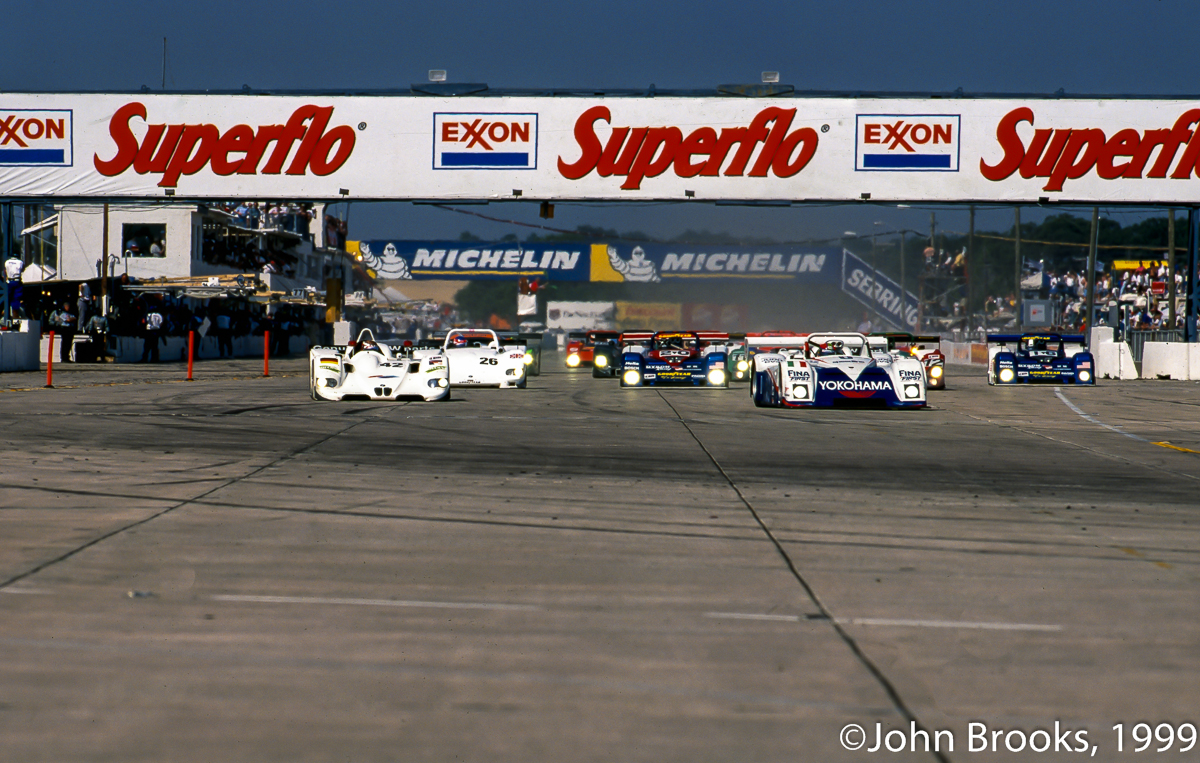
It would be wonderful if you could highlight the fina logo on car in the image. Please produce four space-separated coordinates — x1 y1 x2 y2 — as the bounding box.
433 113 537 170
855 114 959 172
0 109 73 166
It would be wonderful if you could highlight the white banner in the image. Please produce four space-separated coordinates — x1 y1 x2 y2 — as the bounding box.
545 301 615 330
3 93 1200 202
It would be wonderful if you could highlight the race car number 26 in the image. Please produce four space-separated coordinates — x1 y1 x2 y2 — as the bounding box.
479 358 498 365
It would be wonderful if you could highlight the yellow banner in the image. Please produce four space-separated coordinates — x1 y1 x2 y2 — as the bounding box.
1111 260 1165 270
615 301 681 329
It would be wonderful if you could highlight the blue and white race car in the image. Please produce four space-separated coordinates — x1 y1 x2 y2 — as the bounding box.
987 333 1095 385
619 331 730 388
752 332 927 408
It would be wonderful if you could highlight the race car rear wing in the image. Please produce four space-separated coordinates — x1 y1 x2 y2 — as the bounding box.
496 331 544 347
746 333 808 349
694 331 730 347
874 333 943 348
987 334 1087 346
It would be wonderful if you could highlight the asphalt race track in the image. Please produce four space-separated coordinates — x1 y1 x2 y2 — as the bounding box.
1 357 1199 762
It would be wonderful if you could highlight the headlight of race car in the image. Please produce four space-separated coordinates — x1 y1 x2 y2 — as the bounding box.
737 359 749 371
566 353 581 367
428 378 448 388
930 365 943 379
999 368 1015 383
1079 370 1091 382
523 353 534 365
594 354 608 367
793 384 809 398
707 369 726 386
622 370 640 385
323 378 337 387
904 384 921 399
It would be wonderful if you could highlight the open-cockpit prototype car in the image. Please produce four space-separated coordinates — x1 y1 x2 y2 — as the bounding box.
874 332 946 389
565 330 622 370
592 330 652 378
310 329 450 401
737 332 809 383
498 331 543 376
413 329 529 388
752 332 927 408
619 331 731 388
987 333 1094 385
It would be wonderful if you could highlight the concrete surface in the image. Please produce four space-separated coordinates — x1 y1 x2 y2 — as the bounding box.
1 355 1199 762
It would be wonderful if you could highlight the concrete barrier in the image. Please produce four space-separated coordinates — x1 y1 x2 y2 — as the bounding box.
1141 342 1200 380
0 320 42 372
1089 327 1139 380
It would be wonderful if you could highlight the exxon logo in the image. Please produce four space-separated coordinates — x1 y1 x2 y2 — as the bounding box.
855 114 959 172
0 109 73 166
434 112 537 170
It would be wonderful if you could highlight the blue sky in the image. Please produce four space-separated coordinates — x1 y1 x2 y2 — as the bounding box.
4 0 1198 243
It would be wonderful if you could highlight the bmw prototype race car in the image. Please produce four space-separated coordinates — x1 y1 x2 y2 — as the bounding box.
414 329 529 388
310 329 450 401
987 333 1095 385
752 332 927 408
874 333 946 389
619 331 731 388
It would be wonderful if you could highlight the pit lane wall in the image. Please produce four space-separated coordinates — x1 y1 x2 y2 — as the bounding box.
0 321 41 371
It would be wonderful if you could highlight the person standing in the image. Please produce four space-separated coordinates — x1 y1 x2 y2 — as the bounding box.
141 303 164 362
4 253 24 320
49 301 77 362
214 308 233 358
76 282 92 332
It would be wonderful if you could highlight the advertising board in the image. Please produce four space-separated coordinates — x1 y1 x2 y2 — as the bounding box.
4 93 1200 203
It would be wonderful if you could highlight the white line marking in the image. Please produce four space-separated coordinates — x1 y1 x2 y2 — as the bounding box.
838 617 1063 632
212 594 540 612
705 612 802 622
1055 387 1148 442
0 588 52 595
706 612 1062 631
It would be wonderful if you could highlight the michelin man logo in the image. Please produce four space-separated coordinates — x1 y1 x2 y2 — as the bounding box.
607 245 660 282
359 242 412 279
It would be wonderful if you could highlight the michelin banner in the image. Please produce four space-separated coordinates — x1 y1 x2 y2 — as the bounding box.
348 240 842 283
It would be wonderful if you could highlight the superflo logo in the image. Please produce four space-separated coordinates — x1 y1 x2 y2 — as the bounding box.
433 113 537 170
0 109 73 166
855 114 959 172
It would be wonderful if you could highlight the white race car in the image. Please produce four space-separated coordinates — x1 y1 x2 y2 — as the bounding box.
310 329 450 401
752 332 927 408
414 329 529 388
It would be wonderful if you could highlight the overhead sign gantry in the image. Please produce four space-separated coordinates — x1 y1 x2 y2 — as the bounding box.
3 90 1200 203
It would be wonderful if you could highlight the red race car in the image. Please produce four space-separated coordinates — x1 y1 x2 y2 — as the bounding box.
564 330 622 368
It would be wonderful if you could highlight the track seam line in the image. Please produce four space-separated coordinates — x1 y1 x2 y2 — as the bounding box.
943 403 1200 484
0 408 391 592
654 390 950 763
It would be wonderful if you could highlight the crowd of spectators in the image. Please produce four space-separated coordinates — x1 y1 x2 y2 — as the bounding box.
210 201 316 238
201 232 298 276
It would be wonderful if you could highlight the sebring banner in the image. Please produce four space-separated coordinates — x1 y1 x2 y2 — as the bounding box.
3 93 1200 202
